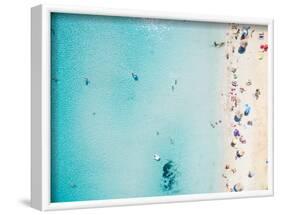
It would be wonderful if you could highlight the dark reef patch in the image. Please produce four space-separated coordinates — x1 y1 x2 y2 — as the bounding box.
161 160 179 192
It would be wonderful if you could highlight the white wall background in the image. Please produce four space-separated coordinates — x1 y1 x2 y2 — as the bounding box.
0 0 279 214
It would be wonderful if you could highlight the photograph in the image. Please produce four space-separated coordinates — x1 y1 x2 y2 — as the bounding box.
50 12 270 203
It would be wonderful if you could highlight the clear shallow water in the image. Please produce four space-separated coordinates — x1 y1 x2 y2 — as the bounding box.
51 13 226 202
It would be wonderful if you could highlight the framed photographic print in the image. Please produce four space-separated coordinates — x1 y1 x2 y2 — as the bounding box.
31 4 274 211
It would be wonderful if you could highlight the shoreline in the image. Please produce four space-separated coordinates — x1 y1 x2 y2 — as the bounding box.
219 24 268 192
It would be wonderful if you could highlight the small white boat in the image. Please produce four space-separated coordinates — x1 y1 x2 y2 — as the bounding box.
153 154 161 161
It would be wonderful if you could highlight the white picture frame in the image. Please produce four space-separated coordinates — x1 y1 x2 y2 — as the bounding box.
31 4 274 211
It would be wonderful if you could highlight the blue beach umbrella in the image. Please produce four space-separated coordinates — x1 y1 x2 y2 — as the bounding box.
244 104 251 116
234 114 242 122
233 129 240 137
238 46 246 54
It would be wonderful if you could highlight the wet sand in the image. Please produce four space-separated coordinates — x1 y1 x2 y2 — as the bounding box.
219 24 268 192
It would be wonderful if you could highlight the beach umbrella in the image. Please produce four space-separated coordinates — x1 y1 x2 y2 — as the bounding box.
239 136 246 144
244 104 251 116
260 44 268 52
238 40 248 54
234 114 242 123
233 129 240 137
231 138 238 147
236 150 245 158
238 46 246 54
233 183 244 192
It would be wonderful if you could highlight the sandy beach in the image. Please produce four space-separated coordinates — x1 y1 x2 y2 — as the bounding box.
219 24 268 192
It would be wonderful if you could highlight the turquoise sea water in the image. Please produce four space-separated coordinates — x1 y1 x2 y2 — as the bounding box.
51 13 226 202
